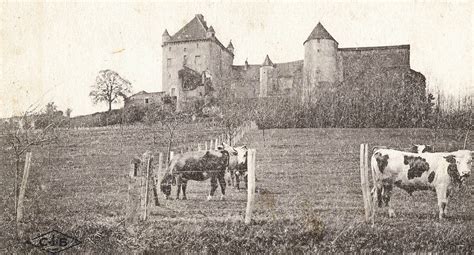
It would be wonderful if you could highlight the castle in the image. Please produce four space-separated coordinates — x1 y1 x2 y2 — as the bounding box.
128 14 425 110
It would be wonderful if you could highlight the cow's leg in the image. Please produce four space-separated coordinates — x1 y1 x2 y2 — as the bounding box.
235 172 240 190
218 173 226 200
436 185 448 220
182 180 188 200
208 176 218 201
382 183 395 217
224 169 232 186
231 170 236 187
176 175 182 200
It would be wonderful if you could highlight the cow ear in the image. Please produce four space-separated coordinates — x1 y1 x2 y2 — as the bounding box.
217 145 223 150
410 145 418 153
425 145 434 152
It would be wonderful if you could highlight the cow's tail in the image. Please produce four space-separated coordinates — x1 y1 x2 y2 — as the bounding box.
370 151 383 208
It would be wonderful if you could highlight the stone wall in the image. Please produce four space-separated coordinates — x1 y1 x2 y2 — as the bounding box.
126 92 166 108
228 65 260 98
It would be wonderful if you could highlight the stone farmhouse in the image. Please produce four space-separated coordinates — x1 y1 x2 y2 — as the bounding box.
127 14 425 111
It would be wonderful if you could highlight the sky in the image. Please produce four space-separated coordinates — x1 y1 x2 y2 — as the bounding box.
1 0 472 117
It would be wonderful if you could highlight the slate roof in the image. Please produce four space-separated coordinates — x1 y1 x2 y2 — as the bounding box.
167 15 209 42
304 22 337 44
262 55 274 66
164 14 233 56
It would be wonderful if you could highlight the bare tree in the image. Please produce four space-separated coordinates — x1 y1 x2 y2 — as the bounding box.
89 69 132 112
2 106 60 236
144 102 187 162
215 97 253 146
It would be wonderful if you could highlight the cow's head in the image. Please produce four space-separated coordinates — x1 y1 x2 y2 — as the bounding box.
446 150 473 184
410 144 434 153
218 143 248 170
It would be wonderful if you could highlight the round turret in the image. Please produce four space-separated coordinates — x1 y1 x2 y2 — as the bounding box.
227 40 234 54
259 55 274 97
302 22 338 103
162 29 171 43
206 26 215 38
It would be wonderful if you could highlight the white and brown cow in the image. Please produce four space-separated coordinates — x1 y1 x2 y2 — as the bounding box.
219 143 248 189
371 149 472 219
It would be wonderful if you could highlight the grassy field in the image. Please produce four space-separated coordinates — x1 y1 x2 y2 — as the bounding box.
0 126 472 253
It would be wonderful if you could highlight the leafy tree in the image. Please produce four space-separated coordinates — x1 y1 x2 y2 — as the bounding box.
34 102 66 129
89 70 132 112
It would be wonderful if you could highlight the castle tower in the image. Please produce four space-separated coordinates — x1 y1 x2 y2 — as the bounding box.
302 22 338 103
259 55 274 97
162 14 234 111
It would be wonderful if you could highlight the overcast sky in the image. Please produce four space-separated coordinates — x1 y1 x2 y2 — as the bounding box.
1 1 472 117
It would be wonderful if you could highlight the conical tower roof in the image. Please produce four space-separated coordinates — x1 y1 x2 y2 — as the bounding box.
227 40 234 49
262 55 273 66
162 29 170 37
207 26 215 33
304 22 337 44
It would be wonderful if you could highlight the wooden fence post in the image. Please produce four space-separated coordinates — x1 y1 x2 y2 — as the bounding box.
215 138 219 150
204 141 208 150
198 143 202 151
127 157 141 225
360 144 373 223
17 152 32 223
245 149 256 225
209 140 213 150
140 151 153 221
153 152 163 206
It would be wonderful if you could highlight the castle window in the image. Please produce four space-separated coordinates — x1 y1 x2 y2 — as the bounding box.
183 55 188 66
197 43 199 48
145 98 149 104
169 47 171 51
317 39 320 43
167 58 172 67
195 55 201 65
184 47 187 52
317 49 320 53
171 88 176 96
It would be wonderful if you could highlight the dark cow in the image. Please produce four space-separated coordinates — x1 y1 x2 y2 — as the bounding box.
160 143 247 200
371 149 472 219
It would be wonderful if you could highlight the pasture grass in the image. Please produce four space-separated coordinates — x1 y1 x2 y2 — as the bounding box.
0 126 472 253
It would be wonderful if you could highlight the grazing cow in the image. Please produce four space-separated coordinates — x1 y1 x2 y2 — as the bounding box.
160 143 247 200
371 149 472 219
219 143 249 190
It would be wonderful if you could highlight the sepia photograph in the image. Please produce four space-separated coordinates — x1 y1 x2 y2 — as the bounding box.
1 0 472 253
